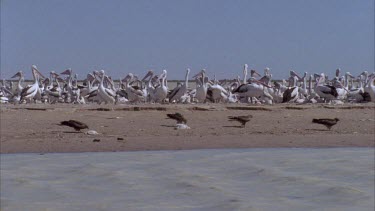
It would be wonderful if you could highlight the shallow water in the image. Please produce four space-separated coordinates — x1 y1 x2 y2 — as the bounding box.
1 148 374 211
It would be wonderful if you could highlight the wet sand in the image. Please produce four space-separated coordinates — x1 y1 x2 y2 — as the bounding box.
1 103 374 153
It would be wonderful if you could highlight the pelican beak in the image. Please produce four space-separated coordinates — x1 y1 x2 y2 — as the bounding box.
141 71 153 82
250 70 261 78
56 76 64 82
192 71 203 79
122 75 132 82
291 71 302 80
157 73 165 80
253 79 271 88
11 71 22 79
87 73 95 81
32 65 46 79
51 72 60 78
61 69 72 75
347 73 354 78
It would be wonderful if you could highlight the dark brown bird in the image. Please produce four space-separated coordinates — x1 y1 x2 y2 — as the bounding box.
166 112 187 124
312 118 339 130
228 115 253 127
60 120 89 131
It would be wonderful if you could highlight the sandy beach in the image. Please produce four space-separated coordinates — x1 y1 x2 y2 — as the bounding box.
1 103 373 153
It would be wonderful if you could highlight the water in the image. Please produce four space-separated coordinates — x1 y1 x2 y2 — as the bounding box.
1 148 374 211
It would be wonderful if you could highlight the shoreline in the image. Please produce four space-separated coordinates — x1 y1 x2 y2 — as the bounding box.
1 103 374 153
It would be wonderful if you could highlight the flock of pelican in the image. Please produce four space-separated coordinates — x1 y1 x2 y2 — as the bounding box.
0 64 374 105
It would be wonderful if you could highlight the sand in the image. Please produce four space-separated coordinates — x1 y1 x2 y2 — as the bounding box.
1 103 374 153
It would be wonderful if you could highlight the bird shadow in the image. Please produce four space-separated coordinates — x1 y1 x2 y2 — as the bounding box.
223 125 244 128
160 125 176 128
305 128 330 131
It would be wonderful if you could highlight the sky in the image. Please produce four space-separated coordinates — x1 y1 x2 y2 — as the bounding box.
1 0 374 80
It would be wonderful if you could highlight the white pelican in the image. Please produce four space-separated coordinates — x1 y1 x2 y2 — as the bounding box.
282 74 301 103
168 68 190 103
314 73 338 102
61 68 73 103
233 70 273 104
97 70 116 104
141 70 156 102
11 71 24 94
19 65 45 103
192 69 208 103
364 73 375 102
122 73 144 103
153 70 168 103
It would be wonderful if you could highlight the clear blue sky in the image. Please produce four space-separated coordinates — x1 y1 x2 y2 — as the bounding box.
1 0 374 79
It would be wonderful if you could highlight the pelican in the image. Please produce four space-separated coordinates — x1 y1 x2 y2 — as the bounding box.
282 73 301 103
314 73 338 102
168 68 190 103
142 70 156 102
153 70 168 103
192 69 208 103
19 65 45 103
233 69 273 104
11 71 24 94
122 73 144 103
97 70 116 104
207 74 230 103
61 68 73 103
0 87 12 103
364 73 375 102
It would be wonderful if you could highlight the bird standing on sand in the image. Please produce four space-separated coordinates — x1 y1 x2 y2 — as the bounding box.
60 120 89 131
228 115 253 128
312 118 339 130
166 112 187 124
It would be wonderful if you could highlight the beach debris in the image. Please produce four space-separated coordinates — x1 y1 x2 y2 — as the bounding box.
59 120 88 131
228 115 253 128
175 123 191 130
312 118 339 130
166 112 187 124
93 139 101 142
86 130 99 135
117 137 124 140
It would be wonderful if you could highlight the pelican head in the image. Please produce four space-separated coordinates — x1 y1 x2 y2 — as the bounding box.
346 72 354 78
157 70 167 80
360 71 368 77
290 70 302 80
264 67 270 75
335 68 341 77
122 73 133 82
